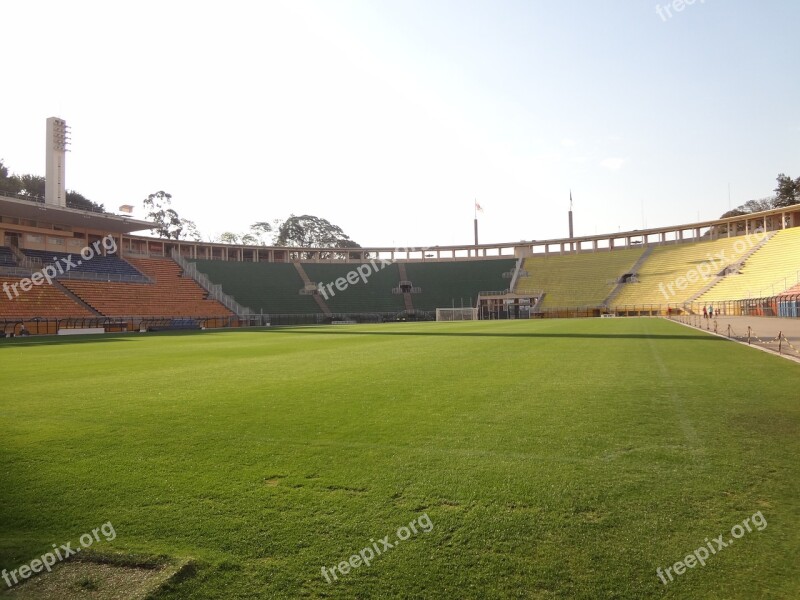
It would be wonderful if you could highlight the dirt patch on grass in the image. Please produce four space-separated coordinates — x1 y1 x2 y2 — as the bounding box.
1 556 193 600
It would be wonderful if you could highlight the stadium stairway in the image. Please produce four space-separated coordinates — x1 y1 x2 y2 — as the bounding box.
516 249 644 308
610 236 751 307
292 262 332 315
687 232 774 302
0 246 17 266
188 260 321 315
396 263 416 313
0 275 95 319
302 262 406 314
696 228 800 302
61 257 233 318
404 259 516 313
604 246 654 306
51 279 103 315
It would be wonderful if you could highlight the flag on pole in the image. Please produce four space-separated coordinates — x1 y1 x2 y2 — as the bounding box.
569 190 573 210
475 199 483 213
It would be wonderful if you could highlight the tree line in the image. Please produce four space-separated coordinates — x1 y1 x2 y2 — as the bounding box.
720 173 799 218
143 191 360 249
4 156 796 248
0 159 105 212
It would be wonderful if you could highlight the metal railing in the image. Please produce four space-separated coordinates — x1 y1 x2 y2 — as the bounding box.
171 250 253 317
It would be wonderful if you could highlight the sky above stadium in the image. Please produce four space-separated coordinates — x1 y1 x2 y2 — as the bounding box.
2 0 798 248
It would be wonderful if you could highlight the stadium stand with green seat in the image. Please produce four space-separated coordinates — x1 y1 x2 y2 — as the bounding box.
404 259 517 312
190 260 320 315
302 262 406 314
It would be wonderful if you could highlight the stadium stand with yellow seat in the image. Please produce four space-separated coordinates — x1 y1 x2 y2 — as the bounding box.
696 227 800 302
515 248 644 308
404 259 516 312
189 260 321 315
60 257 232 317
610 236 757 306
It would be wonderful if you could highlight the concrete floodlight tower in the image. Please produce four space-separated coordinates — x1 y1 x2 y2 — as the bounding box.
45 117 70 207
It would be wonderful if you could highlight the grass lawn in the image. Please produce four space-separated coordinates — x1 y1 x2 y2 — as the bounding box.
0 318 798 598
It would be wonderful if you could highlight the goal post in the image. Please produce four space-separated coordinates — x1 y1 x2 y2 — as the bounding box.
436 307 479 321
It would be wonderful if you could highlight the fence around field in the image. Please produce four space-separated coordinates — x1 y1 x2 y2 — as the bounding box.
0 315 240 337
4 293 797 336
671 313 800 359
0 311 439 336
550 293 800 319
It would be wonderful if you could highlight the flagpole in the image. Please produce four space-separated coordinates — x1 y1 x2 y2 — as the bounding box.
568 190 574 252
474 198 479 246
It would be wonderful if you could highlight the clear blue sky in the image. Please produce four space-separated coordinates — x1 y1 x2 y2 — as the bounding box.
2 0 798 247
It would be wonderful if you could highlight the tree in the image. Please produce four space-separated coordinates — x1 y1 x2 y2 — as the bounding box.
719 208 748 219
0 159 21 195
66 190 105 212
740 197 775 213
774 173 799 208
249 221 273 245
721 173 799 218
274 214 360 248
0 159 103 210
219 232 241 244
180 219 202 241
143 191 184 239
17 174 45 198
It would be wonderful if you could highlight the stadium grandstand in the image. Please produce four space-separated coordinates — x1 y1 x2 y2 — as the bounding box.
1 118 799 334
3 194 800 336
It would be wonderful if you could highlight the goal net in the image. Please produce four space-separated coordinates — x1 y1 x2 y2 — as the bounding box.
436 307 479 321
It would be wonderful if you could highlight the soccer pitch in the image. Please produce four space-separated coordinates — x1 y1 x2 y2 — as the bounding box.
1 319 798 599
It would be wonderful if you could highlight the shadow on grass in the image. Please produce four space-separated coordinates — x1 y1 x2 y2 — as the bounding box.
263 329 725 341
0 325 726 346
0 327 284 348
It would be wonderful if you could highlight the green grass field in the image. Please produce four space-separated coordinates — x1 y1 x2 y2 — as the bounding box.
1 319 798 599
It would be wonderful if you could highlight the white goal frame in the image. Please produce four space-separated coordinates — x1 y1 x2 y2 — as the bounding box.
436 307 479 321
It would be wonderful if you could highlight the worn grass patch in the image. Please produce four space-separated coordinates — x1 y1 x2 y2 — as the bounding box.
0 555 192 599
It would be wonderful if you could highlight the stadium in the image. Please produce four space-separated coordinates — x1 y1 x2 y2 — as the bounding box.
1 122 799 332
0 115 798 599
